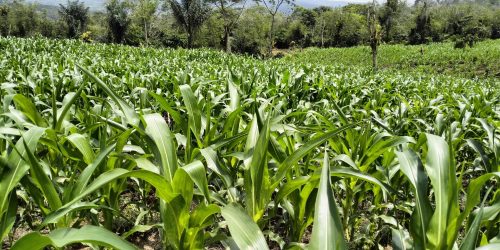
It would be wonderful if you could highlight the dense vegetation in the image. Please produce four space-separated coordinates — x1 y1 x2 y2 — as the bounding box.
286 39 500 79
0 36 499 249
0 0 500 55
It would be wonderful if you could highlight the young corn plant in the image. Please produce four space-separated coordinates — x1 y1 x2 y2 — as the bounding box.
396 133 500 250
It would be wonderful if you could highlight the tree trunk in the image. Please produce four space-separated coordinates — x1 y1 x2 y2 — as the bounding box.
321 24 325 47
187 31 193 49
385 16 392 42
224 26 231 53
144 21 149 46
371 45 378 72
268 15 276 57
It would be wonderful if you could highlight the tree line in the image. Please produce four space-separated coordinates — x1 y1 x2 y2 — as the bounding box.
0 0 499 56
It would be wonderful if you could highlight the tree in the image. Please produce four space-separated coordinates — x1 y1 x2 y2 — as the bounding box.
492 9 500 39
446 5 490 49
254 0 294 57
209 0 247 52
106 0 131 44
133 0 159 46
0 1 48 37
169 0 211 48
313 7 333 47
379 0 400 42
290 7 316 47
0 4 9 36
409 1 432 44
367 0 381 71
59 0 89 38
233 6 269 55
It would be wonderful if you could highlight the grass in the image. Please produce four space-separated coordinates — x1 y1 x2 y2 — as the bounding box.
0 37 499 249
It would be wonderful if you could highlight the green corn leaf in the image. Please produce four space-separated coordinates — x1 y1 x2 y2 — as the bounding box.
134 157 159 174
180 84 202 140
185 204 221 248
459 206 483 250
181 160 211 202
221 203 269 250
0 158 27 225
466 139 491 172
396 149 432 249
122 224 162 239
245 117 270 221
424 134 458 249
0 127 21 137
391 228 410 250
55 84 86 131
144 113 178 182
275 176 312 204
362 136 416 167
11 225 137 250
57 169 175 213
190 204 220 227
66 133 95 165
7 127 46 169
71 144 116 199
148 91 182 125
308 152 346 250
0 192 17 241
0 127 45 217
77 65 139 126
244 117 259 167
172 166 194 205
228 79 240 112
200 146 232 186
22 138 62 211
42 202 100 225
268 135 287 164
457 172 500 226
273 123 358 187
329 166 397 194
12 94 46 127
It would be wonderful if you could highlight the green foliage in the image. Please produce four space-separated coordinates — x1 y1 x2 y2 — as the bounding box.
409 1 432 44
132 0 159 45
312 8 369 48
1 0 500 53
0 36 499 249
169 0 211 48
233 6 271 55
0 1 48 37
106 0 131 44
58 0 90 38
286 39 500 78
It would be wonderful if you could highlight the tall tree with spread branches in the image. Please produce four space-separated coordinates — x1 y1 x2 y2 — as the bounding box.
58 0 89 38
133 0 159 46
209 0 247 52
380 0 400 42
254 0 294 57
106 0 131 44
168 0 211 48
409 1 432 45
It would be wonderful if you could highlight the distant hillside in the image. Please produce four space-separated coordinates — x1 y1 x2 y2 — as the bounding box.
36 4 61 19
294 0 356 8
25 0 355 12
26 0 104 11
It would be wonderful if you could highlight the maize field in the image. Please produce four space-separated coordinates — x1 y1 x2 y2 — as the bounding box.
0 37 499 249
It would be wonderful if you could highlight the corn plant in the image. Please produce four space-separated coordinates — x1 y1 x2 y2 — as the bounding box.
0 37 498 249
